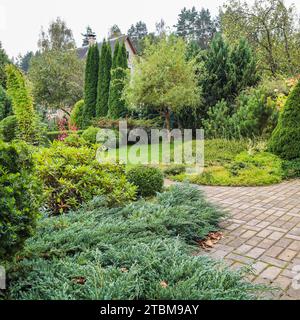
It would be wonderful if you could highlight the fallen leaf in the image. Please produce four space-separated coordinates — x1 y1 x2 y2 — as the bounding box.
72 277 86 285
198 232 224 251
120 268 128 273
160 281 168 288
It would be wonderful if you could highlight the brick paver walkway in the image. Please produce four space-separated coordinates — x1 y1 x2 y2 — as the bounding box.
165 179 300 300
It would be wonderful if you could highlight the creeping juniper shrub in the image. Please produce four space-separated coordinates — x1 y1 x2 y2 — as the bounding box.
5 185 267 300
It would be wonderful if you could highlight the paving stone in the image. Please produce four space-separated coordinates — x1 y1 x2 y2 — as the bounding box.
257 229 273 238
260 266 282 280
268 231 285 241
166 179 300 300
257 238 276 250
275 276 292 290
288 241 300 251
252 261 268 275
265 246 285 258
234 244 253 255
278 249 298 262
246 247 265 259
241 230 257 239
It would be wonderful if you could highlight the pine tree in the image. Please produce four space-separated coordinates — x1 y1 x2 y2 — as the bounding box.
201 34 234 112
96 40 112 117
83 44 99 125
5 65 40 144
108 42 128 119
230 38 259 95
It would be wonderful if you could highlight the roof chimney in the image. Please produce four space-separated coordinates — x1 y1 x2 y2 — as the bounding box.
88 33 96 46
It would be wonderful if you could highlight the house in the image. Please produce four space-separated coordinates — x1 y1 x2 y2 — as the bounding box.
77 34 137 71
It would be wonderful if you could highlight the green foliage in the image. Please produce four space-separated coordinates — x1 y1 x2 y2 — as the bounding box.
163 164 186 177
0 85 12 120
0 42 10 88
83 44 100 125
175 151 283 186
0 115 18 142
175 7 217 50
125 36 200 129
0 140 42 262
232 88 278 138
35 141 136 214
5 185 265 300
70 100 85 129
46 130 83 142
108 42 128 119
269 81 300 160
204 88 279 140
230 38 259 95
96 40 112 117
5 65 40 144
127 21 148 54
29 50 84 113
62 134 87 148
81 126 99 144
282 159 300 179
127 165 164 197
222 0 299 76
201 34 259 111
38 17 75 51
203 100 235 139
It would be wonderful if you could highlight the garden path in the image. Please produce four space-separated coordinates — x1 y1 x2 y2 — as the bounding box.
165 179 300 300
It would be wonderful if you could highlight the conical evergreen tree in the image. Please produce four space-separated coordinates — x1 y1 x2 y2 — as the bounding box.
5 65 40 144
269 81 300 160
83 44 99 125
108 42 128 119
96 40 112 117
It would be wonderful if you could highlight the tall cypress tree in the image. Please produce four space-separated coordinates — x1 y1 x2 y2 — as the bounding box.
96 40 112 117
83 44 99 125
108 41 128 119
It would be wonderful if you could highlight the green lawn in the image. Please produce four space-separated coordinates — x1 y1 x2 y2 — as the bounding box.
102 139 284 186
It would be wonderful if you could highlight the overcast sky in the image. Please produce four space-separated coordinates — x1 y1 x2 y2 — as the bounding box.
0 0 299 58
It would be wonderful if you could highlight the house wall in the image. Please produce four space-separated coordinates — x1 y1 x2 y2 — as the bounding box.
125 39 135 72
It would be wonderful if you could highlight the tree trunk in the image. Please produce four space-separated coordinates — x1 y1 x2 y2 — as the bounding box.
165 108 171 131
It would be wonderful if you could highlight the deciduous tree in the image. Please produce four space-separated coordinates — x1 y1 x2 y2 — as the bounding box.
124 36 200 130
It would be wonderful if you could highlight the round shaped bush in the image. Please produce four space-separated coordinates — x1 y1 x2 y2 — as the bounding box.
126 166 164 197
0 115 18 142
82 126 99 144
269 81 300 160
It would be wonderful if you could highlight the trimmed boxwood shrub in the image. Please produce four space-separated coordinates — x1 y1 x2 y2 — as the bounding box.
127 165 164 197
81 126 99 144
269 81 300 160
46 130 83 142
0 140 42 262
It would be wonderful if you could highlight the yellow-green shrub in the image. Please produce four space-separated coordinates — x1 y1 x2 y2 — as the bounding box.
35 141 136 214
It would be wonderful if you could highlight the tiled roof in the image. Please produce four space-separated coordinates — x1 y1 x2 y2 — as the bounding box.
77 35 135 59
